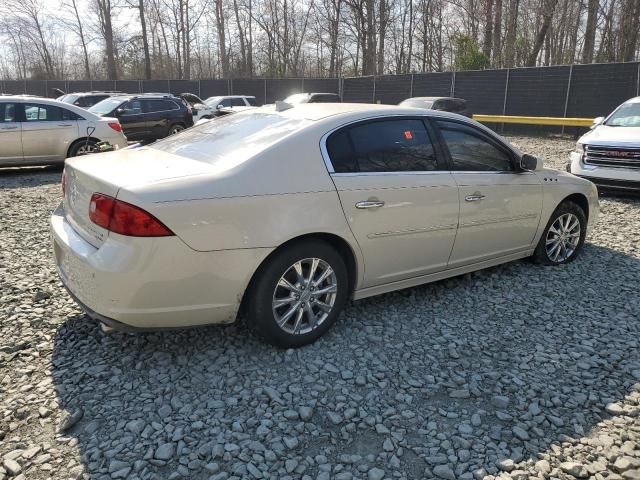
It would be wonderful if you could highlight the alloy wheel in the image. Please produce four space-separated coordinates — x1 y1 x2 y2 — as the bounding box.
272 258 338 335
76 143 98 155
545 213 581 263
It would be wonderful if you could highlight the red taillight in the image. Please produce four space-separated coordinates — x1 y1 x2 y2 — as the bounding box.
61 168 66 196
108 122 122 132
89 193 173 237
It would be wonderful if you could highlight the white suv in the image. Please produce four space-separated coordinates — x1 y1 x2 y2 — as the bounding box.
569 97 640 192
0 96 128 168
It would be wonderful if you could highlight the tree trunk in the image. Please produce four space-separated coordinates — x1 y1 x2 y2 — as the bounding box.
492 0 502 66
482 0 493 59
503 0 519 67
215 0 229 77
526 0 559 66
582 0 597 63
137 0 152 79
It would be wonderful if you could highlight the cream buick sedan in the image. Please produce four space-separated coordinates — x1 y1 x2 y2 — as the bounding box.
51 103 599 347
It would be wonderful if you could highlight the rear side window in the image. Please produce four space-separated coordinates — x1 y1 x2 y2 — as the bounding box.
0 103 17 122
311 94 340 103
326 119 439 173
145 99 178 112
436 120 513 172
23 103 79 121
246 97 257 106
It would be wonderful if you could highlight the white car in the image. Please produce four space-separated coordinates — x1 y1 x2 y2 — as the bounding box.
0 95 128 167
51 103 599 347
569 96 640 192
204 95 257 112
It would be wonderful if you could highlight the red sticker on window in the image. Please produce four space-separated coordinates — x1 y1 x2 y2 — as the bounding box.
404 130 413 140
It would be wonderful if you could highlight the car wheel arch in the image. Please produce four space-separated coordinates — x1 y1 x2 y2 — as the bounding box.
240 232 360 313
67 137 101 158
560 192 589 220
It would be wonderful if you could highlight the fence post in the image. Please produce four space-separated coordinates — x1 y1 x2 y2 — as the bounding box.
451 70 456 97
410 73 414 97
264 79 267 104
301 77 304 92
501 69 510 133
636 62 640 96
198 80 201 97
372 76 376 103
230 78 234 95
562 64 574 134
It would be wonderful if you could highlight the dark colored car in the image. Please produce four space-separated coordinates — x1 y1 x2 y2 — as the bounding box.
88 94 193 143
283 93 342 104
58 91 123 108
399 97 472 118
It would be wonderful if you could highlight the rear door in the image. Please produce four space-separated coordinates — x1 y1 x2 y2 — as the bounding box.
326 117 460 287
0 102 22 165
143 99 179 139
21 103 79 162
433 119 543 267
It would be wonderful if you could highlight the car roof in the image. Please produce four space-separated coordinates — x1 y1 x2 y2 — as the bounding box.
404 96 465 102
256 102 467 121
625 96 640 104
0 95 102 118
66 91 122 95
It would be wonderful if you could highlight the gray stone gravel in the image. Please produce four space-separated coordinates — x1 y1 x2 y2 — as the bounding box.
0 136 639 480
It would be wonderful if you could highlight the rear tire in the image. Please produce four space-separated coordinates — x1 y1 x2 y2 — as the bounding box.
168 123 185 135
532 201 587 265
68 139 99 158
246 241 349 348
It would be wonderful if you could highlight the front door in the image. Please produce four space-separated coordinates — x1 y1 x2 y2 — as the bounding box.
433 119 543 267
0 102 22 164
325 117 460 287
118 99 148 141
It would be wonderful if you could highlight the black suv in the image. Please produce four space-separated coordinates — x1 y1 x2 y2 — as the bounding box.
58 91 122 108
88 94 193 143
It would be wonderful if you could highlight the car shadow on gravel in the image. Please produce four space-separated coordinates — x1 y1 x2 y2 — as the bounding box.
50 243 640 480
0 165 62 188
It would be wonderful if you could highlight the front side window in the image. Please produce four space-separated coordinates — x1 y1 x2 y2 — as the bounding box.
0 103 17 123
122 100 143 115
232 98 245 107
326 119 439 173
219 98 232 107
436 120 513 172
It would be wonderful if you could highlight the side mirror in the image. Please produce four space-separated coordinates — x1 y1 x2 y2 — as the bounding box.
216 104 223 110
591 116 604 128
116 108 125 116
520 153 539 171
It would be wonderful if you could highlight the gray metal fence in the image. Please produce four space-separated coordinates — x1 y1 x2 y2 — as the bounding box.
3 62 639 118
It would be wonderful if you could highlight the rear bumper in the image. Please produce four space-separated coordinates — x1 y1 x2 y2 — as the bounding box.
569 152 640 193
50 205 271 329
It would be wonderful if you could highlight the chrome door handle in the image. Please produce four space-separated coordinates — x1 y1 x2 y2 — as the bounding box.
355 200 385 209
58 123 73 127
0 126 18 130
465 194 486 202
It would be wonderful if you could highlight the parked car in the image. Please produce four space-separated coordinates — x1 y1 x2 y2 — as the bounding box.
0 95 127 167
569 96 640 193
59 91 123 109
283 92 342 104
52 103 598 347
399 97 472 118
179 92 216 122
204 95 257 112
88 93 193 143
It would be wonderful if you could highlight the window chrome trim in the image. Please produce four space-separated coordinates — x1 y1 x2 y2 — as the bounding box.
319 113 521 176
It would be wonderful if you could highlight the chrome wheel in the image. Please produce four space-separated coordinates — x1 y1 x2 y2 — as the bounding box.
169 125 185 135
272 258 338 335
75 143 98 155
545 213 581 262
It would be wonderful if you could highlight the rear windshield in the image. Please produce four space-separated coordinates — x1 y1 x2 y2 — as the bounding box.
149 111 311 168
88 97 125 115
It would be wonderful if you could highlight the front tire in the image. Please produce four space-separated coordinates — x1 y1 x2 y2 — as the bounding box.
532 201 587 265
246 241 349 348
168 123 185 135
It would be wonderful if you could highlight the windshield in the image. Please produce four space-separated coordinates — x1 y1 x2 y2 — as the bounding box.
605 102 640 127
400 99 434 109
88 97 125 116
149 111 311 169
283 93 310 104
59 94 79 104
204 96 223 106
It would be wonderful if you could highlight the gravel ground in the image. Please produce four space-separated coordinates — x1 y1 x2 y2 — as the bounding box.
1 135 639 480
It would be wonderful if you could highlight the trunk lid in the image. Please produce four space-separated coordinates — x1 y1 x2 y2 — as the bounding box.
63 147 215 247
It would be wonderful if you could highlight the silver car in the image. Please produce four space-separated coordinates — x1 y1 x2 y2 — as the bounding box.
0 96 128 167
